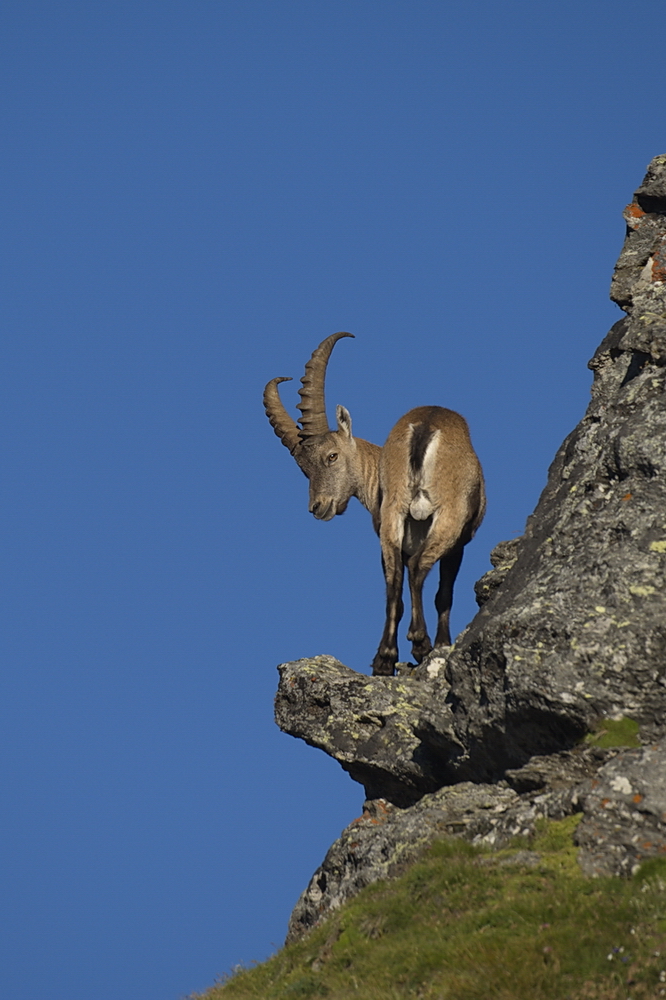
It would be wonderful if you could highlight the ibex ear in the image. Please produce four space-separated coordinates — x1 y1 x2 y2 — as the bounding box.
336 405 353 439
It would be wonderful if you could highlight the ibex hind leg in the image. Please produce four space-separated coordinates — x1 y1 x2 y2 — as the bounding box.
405 560 433 664
406 515 465 659
407 630 432 665
433 545 464 647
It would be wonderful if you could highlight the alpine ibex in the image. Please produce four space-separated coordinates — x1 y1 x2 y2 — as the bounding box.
264 332 486 676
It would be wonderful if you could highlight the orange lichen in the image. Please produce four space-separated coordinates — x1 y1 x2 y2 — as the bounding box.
633 793 644 803
352 800 392 827
624 201 647 228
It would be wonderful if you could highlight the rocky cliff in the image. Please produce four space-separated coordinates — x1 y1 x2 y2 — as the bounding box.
275 156 666 944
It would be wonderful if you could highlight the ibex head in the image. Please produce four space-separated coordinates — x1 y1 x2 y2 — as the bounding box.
263 332 359 521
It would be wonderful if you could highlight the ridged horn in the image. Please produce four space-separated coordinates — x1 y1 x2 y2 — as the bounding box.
263 377 301 455
296 332 354 439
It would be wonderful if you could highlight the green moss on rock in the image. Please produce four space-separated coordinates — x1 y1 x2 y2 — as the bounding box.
584 716 641 749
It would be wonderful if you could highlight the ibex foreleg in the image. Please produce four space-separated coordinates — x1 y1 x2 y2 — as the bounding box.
371 533 405 676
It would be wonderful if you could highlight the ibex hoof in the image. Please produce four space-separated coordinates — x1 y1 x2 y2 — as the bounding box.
411 639 433 664
371 655 396 677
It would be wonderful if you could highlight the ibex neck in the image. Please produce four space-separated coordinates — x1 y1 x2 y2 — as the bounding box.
352 438 382 519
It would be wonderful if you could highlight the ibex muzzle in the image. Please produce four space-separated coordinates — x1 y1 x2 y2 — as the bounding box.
264 334 486 676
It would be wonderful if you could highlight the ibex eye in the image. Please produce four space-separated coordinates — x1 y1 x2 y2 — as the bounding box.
328 453 338 464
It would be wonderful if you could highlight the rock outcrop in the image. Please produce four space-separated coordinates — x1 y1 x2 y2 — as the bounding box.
576 739 666 877
286 745 613 942
276 156 666 940
275 655 463 807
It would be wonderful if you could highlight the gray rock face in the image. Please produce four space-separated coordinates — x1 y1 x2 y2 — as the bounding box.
473 538 521 607
275 655 462 806
276 157 666 935
287 746 612 941
576 738 666 877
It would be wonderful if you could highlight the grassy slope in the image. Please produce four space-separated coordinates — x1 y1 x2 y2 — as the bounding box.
192 816 666 1000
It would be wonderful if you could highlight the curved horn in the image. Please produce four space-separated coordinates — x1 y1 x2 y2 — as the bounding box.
296 332 354 438
263 377 301 454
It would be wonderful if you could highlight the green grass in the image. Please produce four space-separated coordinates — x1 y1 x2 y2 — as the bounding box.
193 817 666 1000
584 716 641 749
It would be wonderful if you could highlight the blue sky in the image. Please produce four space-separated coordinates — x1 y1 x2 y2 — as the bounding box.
0 3 664 998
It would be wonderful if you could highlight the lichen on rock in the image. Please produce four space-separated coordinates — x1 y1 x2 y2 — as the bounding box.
446 153 666 775
275 654 463 807
575 738 666 877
